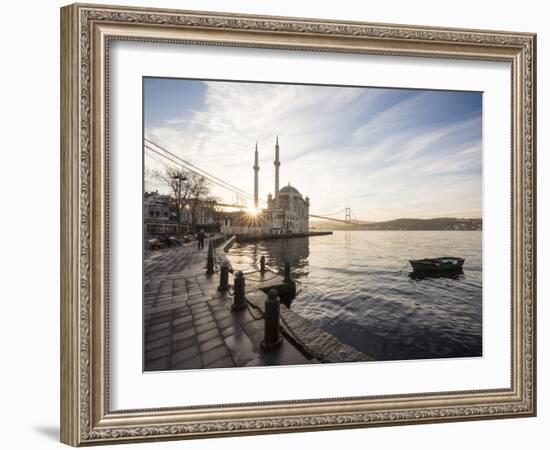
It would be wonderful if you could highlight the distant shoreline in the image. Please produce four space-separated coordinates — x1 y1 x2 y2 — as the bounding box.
310 217 482 232
311 229 482 232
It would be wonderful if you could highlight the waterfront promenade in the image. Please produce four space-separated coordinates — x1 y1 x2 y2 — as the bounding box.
144 237 311 371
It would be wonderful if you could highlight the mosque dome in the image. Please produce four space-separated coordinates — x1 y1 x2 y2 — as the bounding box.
279 183 303 198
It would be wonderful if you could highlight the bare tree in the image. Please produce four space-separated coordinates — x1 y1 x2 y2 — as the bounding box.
151 165 211 231
188 173 210 231
152 165 193 224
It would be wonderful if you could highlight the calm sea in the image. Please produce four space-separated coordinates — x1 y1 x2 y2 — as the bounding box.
226 230 482 361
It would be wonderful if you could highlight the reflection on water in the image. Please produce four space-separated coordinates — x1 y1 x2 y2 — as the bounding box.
227 231 482 362
408 268 464 281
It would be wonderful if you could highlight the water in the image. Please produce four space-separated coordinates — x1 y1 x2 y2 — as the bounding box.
226 231 482 361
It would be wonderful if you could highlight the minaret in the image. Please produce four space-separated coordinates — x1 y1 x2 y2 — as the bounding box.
253 142 259 208
274 136 280 198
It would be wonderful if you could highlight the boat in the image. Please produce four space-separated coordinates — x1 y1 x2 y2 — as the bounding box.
409 257 465 274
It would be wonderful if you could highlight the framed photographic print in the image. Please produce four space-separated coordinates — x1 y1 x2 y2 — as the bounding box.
60 3 536 446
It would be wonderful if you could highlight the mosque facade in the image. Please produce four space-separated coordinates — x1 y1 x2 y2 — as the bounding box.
221 137 310 235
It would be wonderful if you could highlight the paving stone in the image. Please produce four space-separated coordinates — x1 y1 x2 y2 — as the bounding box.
148 321 171 333
191 304 210 313
220 325 243 338
192 310 212 320
173 316 193 327
194 315 214 327
172 306 190 316
202 345 229 366
242 320 264 336
145 328 172 342
210 311 229 321
144 336 170 352
172 336 196 352
199 336 224 353
145 356 170 371
195 321 217 335
244 357 265 367
197 328 219 343
173 322 194 334
172 328 196 342
172 355 202 370
209 303 227 313
171 346 200 366
209 297 228 307
205 355 235 369
216 316 237 330
245 328 264 349
145 345 171 362
149 312 171 324
188 298 205 306
224 332 257 366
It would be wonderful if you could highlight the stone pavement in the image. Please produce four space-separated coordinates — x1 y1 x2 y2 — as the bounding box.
144 237 312 371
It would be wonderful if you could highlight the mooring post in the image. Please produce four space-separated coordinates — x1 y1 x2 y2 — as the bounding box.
284 262 291 283
232 271 247 311
206 244 215 275
218 262 229 292
260 255 266 273
261 289 282 351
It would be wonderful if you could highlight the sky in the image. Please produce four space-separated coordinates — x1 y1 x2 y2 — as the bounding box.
144 77 482 222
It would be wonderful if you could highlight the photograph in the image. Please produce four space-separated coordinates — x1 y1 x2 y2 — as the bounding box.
142 78 483 371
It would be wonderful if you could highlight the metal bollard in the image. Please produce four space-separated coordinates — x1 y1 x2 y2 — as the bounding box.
206 248 215 275
218 262 229 292
260 256 266 273
231 271 247 311
284 262 291 283
261 289 282 351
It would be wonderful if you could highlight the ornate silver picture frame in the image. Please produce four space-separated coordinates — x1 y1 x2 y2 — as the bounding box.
60 3 536 446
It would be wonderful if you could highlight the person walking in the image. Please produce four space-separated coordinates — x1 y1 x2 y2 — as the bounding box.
197 228 205 250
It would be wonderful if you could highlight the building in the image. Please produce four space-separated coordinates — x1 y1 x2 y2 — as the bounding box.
144 191 218 237
144 191 173 221
221 137 310 235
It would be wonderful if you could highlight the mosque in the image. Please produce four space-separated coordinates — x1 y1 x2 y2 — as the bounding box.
221 137 310 235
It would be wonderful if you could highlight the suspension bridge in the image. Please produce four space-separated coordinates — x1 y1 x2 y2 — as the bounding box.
145 138 365 225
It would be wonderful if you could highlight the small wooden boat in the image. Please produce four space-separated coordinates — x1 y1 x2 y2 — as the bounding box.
410 257 465 273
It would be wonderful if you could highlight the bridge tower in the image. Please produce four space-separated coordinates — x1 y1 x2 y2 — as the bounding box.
345 208 351 224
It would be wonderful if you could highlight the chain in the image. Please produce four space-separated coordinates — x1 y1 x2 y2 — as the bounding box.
245 299 265 321
245 272 281 283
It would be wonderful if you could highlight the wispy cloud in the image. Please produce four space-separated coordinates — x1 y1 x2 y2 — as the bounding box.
145 80 482 221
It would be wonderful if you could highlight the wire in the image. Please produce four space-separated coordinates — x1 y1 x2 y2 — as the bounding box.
145 139 267 205
313 208 346 217
145 144 258 202
145 138 254 197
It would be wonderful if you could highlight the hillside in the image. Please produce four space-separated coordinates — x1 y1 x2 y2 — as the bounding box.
310 217 482 231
